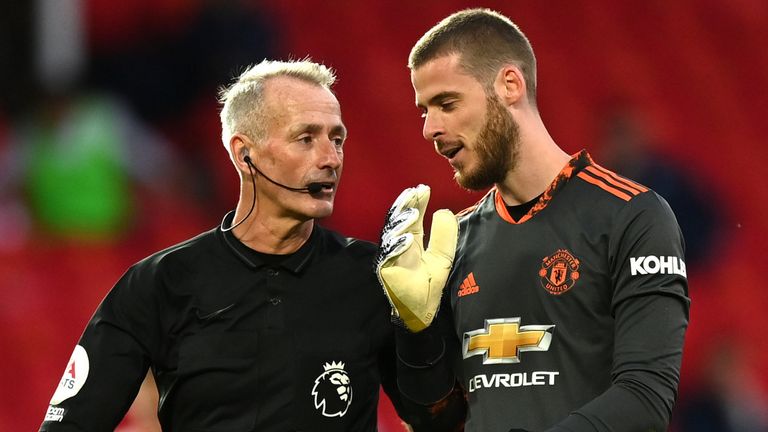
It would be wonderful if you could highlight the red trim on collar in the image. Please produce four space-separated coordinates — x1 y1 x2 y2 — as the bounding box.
494 150 592 224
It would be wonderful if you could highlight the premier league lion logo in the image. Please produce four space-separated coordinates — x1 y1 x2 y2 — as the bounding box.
311 361 353 417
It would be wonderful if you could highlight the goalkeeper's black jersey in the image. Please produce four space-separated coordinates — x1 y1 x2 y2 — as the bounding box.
40 215 404 432
447 150 690 431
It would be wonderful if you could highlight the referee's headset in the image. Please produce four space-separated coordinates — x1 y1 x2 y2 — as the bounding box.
224 151 324 232
243 153 323 194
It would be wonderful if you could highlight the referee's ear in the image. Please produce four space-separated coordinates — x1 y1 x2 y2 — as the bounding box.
230 133 253 174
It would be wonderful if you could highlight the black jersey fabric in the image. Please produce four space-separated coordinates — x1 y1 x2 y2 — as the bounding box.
40 213 408 432
405 151 690 432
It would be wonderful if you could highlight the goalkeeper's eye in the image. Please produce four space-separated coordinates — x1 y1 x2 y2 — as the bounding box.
440 101 456 112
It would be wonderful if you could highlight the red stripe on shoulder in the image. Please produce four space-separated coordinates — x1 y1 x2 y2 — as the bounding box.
456 188 494 218
456 204 478 218
577 172 632 201
591 164 649 193
583 166 641 197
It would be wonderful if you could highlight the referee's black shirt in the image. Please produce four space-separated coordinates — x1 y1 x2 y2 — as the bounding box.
40 213 404 431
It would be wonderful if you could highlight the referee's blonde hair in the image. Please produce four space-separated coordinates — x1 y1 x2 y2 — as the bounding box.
219 59 337 155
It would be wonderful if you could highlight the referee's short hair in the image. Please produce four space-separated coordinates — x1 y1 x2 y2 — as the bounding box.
218 59 337 153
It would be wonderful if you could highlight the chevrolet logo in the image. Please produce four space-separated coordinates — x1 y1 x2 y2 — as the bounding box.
463 318 555 364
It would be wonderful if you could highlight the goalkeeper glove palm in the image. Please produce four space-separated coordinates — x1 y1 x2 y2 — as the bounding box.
376 184 458 332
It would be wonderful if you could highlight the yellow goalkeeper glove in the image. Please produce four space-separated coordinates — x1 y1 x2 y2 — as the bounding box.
376 184 458 332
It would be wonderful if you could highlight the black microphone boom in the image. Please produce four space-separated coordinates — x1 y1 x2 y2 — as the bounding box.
244 156 324 194
306 183 324 194
224 156 325 232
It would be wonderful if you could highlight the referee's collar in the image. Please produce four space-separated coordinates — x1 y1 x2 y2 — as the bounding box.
218 211 316 274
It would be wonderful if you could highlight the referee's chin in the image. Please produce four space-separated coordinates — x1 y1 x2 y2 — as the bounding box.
297 197 333 219
305 199 335 220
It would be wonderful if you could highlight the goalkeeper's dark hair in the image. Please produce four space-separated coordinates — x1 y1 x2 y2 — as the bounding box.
408 8 538 107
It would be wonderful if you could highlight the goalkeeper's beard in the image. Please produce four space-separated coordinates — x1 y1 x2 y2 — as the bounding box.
455 95 521 191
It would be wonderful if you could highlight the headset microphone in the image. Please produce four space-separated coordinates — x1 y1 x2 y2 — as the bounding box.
243 156 325 194
305 183 325 194
223 155 327 232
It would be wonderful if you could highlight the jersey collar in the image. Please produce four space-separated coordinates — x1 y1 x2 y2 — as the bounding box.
494 149 593 224
218 211 316 273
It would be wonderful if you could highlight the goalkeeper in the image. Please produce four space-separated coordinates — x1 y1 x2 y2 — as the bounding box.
376 8 690 432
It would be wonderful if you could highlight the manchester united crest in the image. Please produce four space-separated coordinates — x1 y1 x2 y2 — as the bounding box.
539 249 580 295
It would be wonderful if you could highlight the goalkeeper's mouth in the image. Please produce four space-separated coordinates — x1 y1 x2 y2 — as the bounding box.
438 142 463 162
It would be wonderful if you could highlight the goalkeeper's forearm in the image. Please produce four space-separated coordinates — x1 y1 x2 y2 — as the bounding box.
396 320 466 432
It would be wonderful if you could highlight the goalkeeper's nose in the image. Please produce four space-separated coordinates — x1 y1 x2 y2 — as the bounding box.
422 111 446 142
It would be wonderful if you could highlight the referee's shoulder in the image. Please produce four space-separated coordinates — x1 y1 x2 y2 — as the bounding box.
318 225 377 256
133 227 218 273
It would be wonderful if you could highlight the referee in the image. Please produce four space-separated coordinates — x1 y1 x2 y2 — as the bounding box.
40 60 424 431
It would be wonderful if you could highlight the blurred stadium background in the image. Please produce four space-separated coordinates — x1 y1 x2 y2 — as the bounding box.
1 0 766 430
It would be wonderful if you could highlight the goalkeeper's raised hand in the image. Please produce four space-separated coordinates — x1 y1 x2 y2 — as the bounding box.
375 184 458 332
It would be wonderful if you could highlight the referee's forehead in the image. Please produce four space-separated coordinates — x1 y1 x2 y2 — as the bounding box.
262 79 343 132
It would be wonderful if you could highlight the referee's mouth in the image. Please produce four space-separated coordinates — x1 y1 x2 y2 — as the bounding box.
306 181 337 195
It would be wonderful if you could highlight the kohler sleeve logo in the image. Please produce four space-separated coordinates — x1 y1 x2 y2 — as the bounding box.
629 256 686 278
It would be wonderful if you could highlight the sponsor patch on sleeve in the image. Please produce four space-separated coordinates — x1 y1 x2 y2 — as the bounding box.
50 344 90 405
629 255 686 278
44 405 66 422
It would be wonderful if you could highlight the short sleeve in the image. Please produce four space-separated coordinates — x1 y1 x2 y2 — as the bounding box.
40 260 161 431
